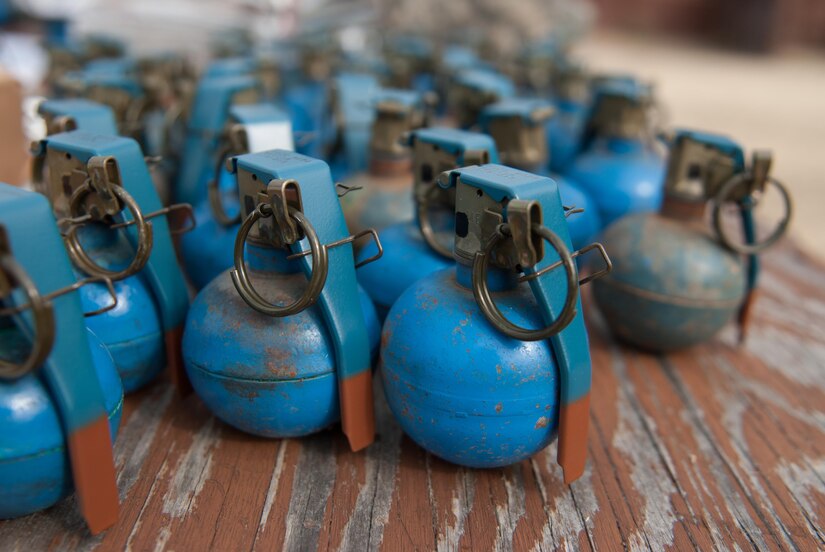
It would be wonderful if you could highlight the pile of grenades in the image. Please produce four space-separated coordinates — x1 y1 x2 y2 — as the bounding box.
0 30 792 534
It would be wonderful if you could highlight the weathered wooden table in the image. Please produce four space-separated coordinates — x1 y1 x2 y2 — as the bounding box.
1 242 823 551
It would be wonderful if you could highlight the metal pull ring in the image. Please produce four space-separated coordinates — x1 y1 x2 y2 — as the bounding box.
417 202 453 259
230 204 329 317
207 145 242 227
0 255 55 380
472 223 579 342
711 173 793 255
63 182 154 281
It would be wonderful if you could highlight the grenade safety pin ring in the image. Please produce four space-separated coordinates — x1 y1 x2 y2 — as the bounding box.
208 145 242 227
417 200 453 259
472 223 579 341
711 173 793 255
230 203 329 317
63 182 154 280
0 254 55 379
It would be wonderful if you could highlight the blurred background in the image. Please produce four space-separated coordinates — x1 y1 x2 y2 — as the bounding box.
0 0 823 258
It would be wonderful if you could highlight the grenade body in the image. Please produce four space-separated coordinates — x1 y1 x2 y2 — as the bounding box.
567 137 665 228
183 255 380 438
355 211 453 319
76 224 165 392
0 328 123 519
178 169 239 290
592 213 746 351
381 268 560 468
341 169 414 237
546 100 587 174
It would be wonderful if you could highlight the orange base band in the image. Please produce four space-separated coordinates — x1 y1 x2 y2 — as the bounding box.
738 289 759 344
339 370 375 451
165 326 191 396
557 393 591 484
67 417 119 535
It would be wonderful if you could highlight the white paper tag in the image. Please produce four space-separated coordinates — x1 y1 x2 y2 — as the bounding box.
245 121 295 153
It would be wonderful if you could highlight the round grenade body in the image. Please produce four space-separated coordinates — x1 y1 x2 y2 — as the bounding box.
178 198 238 290
355 214 453 320
592 213 746 352
0 328 124 519
183 261 380 438
381 269 560 468
546 101 586 174
556 175 601 250
341 170 414 237
567 138 665 228
76 225 165 392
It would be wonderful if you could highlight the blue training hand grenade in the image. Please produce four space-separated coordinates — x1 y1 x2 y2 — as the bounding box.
592 130 793 351
36 100 171 393
355 127 499 319
325 72 380 180
479 97 601 250
566 79 666 228
0 185 121 533
35 128 192 393
340 88 430 237
381 163 611 481
175 73 261 205
447 68 515 130
183 150 379 450
179 103 295 290
546 61 590 174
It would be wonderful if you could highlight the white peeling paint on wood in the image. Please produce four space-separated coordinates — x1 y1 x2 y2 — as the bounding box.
533 451 597 552
745 325 825 391
255 439 287 537
493 467 527 552
675 402 771 550
435 468 475 552
161 416 219 519
281 437 337 552
776 456 825 543
339 389 403 552
613 390 678 552
114 385 174 500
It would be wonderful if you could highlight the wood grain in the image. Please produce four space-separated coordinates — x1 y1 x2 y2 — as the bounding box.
1 240 823 551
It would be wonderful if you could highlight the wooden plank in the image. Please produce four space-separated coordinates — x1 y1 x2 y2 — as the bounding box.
1 242 823 551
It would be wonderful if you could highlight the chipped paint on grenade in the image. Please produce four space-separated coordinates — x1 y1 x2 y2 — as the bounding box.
184 251 379 437
183 150 378 446
592 129 789 351
382 164 600 480
382 268 562 466
355 127 500 319
567 80 666 227
593 213 745 351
